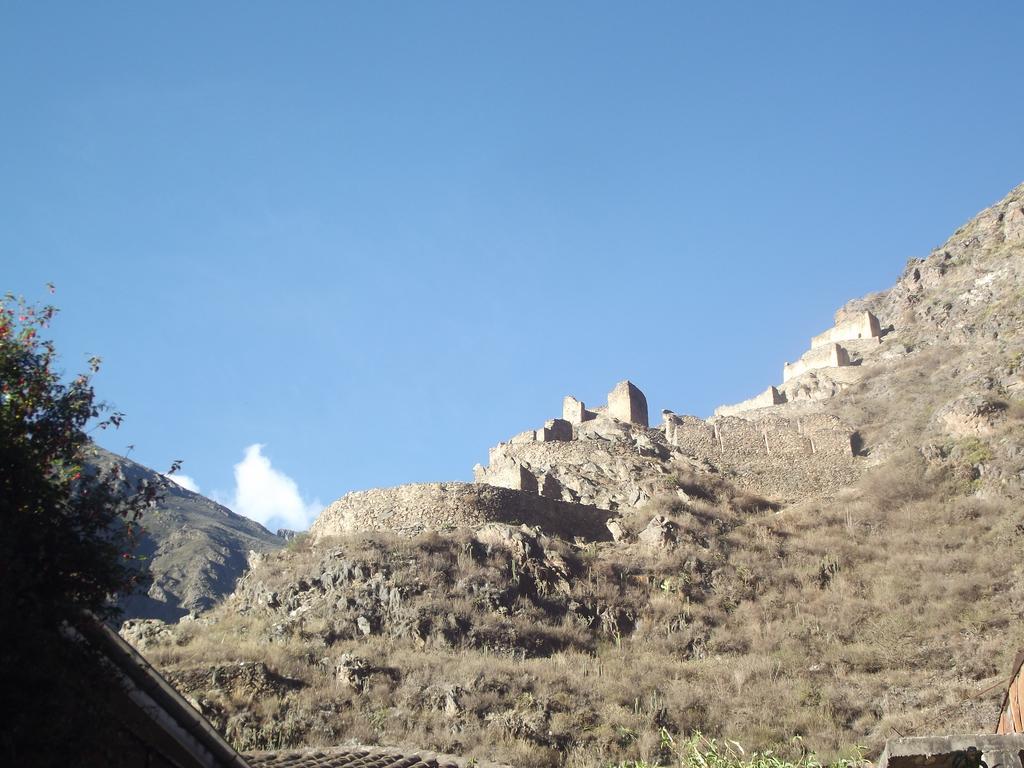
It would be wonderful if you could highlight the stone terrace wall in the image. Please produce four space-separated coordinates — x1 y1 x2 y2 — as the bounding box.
811 311 881 349
662 412 857 501
713 386 785 418
310 482 611 542
783 343 851 382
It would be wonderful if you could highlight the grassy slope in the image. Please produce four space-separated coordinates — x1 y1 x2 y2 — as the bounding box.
142 186 1024 767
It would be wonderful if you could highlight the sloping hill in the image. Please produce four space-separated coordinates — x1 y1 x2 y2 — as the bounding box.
88 447 285 621
128 184 1024 767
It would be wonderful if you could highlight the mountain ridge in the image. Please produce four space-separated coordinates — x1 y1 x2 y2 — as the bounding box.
88 446 285 621
124 182 1024 767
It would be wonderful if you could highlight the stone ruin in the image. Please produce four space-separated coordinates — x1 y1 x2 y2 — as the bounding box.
562 396 596 424
310 482 610 542
783 310 880 384
783 342 851 383
812 308 881 349
489 380 650 452
714 310 884 417
474 380 669 507
713 386 784 418
475 377 861 506
561 380 648 428
311 311 889 542
316 309 887 540
607 380 649 427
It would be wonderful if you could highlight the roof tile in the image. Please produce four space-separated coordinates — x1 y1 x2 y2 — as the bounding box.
243 746 511 768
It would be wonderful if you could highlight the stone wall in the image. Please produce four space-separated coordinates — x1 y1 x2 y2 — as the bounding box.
662 411 857 501
607 380 649 427
562 396 597 424
836 337 881 359
713 386 785 418
509 429 536 445
311 482 611 541
474 459 538 492
783 343 851 383
476 421 689 512
668 412 854 460
811 310 881 349
779 366 854 404
536 418 573 442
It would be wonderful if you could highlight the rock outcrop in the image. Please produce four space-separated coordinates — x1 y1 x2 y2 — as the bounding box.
864 182 1024 348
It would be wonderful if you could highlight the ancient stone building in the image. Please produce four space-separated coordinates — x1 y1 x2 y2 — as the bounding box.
783 342 852 382
713 310 885 414
811 309 881 349
607 380 649 427
562 396 597 424
511 381 651 441
477 459 538 493
713 386 785 418
310 482 610 541
778 310 882 384
536 418 573 442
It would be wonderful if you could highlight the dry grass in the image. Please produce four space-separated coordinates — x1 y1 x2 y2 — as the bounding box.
140 434 1024 767
139 322 1024 765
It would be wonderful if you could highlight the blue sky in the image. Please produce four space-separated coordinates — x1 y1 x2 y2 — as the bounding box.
3 3 1023 531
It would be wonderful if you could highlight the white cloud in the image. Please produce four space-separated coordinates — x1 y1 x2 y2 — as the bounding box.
165 472 200 493
225 444 322 532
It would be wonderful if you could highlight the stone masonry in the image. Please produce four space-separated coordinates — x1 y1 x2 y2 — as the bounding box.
783 342 852 383
562 396 597 424
607 380 649 427
713 311 884 416
713 386 784 418
811 309 881 349
311 482 611 542
506 381 652 448
475 422 689 511
536 418 573 442
474 380 698 510
475 378 860 506
662 410 857 501
314 363 865 545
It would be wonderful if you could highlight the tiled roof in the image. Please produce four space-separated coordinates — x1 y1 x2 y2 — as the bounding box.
243 746 511 768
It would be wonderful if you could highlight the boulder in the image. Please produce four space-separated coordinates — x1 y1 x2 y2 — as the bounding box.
606 519 627 542
119 618 174 651
638 515 678 549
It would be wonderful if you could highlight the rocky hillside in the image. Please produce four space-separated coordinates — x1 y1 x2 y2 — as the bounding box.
89 447 285 621
128 184 1024 767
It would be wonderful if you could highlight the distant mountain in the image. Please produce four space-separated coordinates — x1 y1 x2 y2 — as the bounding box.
88 447 284 622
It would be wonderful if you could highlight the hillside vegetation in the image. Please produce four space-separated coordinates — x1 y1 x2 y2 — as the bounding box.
129 184 1024 767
